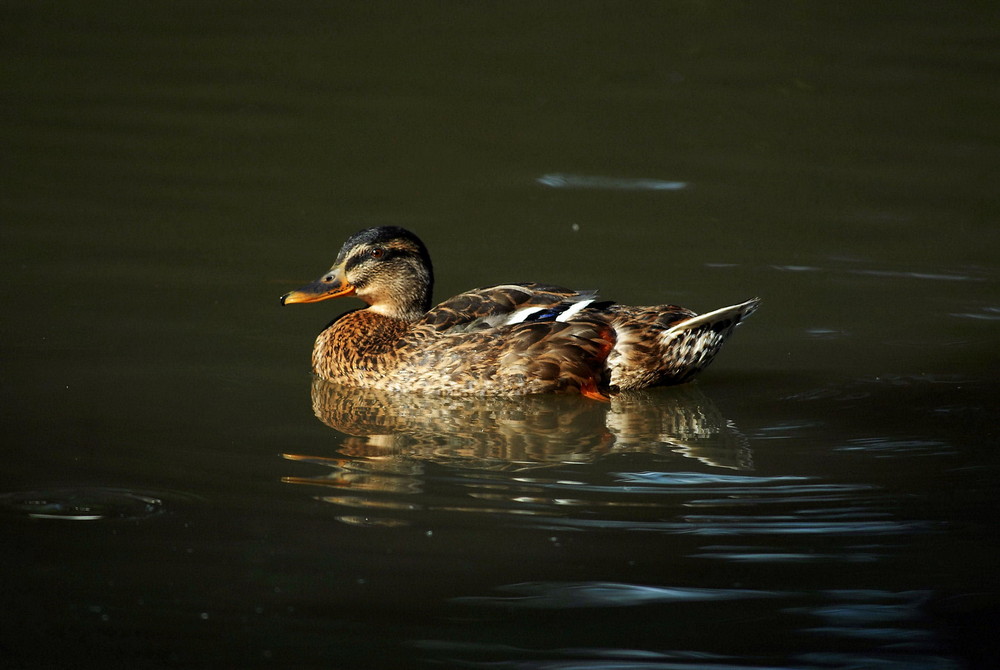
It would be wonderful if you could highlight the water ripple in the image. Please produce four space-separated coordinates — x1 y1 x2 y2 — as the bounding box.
949 306 1000 320
691 550 881 563
849 268 985 282
410 640 773 670
767 262 990 283
611 471 808 486
836 437 955 457
536 173 688 191
0 487 200 521
522 516 930 536
452 581 789 609
796 652 959 669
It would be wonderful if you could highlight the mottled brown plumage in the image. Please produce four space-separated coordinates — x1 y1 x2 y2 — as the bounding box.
281 226 759 396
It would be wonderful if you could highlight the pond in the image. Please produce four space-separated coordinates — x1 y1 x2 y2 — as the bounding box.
2 2 997 668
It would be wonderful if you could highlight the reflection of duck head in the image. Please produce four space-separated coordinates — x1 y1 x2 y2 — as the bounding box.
289 379 751 471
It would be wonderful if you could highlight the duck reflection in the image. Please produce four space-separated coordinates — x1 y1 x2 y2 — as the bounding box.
284 378 750 483
282 381 753 525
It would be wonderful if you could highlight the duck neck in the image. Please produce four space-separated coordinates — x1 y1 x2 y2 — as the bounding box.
367 301 426 322
312 309 411 384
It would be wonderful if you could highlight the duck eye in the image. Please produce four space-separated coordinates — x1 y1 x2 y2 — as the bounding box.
370 247 385 259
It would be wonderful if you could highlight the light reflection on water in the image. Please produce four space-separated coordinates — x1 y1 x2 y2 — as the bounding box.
950 307 1000 321
453 581 790 608
770 264 988 283
0 487 201 522
284 382 931 546
271 379 967 667
293 378 753 469
419 585 950 670
283 381 934 538
536 173 689 191
282 380 756 522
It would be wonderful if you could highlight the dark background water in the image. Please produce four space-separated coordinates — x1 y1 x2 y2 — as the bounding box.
2 2 998 668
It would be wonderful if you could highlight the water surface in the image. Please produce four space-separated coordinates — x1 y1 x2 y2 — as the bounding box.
2 2 998 668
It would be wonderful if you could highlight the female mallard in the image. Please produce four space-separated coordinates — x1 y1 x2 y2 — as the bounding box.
281 226 759 398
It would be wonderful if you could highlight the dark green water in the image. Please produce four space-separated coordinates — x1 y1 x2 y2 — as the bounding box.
2 2 998 668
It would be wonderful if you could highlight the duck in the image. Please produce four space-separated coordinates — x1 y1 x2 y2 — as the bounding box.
281 226 759 398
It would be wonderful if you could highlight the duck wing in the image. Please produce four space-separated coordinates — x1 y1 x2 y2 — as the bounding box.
418 283 602 333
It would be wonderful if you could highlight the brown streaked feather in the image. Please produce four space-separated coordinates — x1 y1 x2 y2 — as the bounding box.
418 283 587 331
328 316 614 396
606 300 758 391
284 226 760 396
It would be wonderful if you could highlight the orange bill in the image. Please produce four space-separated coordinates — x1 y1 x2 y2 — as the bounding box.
280 271 356 305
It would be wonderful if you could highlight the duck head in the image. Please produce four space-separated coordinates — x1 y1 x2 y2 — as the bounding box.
280 226 434 321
